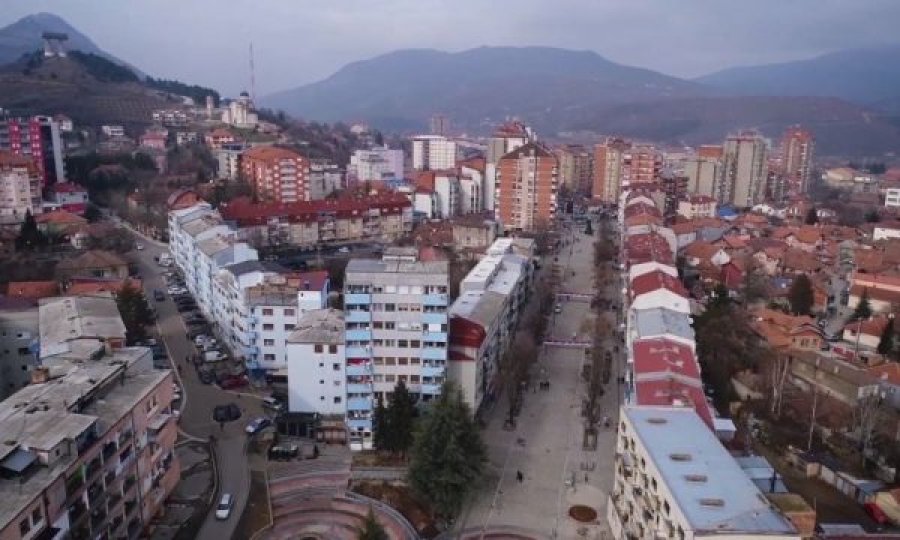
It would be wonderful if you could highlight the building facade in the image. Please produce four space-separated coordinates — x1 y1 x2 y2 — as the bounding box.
781 126 815 195
343 248 449 449
0 152 42 227
721 131 768 208
286 309 346 417
495 142 558 232
0 298 38 401
411 135 457 171
593 138 630 204
0 114 65 188
240 146 309 203
348 146 404 183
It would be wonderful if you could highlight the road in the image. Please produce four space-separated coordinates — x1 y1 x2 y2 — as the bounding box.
124 232 261 540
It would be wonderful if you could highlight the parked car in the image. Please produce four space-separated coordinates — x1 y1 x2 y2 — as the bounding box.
245 416 271 435
176 303 197 313
220 375 248 390
187 327 207 339
215 493 233 520
268 444 299 460
193 334 211 346
198 369 215 385
135 243 144 251
262 396 284 413
212 402 241 422
153 289 165 302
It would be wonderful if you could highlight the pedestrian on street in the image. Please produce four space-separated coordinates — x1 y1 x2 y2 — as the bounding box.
516 470 524 483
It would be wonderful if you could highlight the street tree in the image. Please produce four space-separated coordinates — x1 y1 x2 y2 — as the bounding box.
854 289 873 321
582 349 605 450
386 380 416 456
373 397 389 451
357 506 388 540
788 274 814 315
877 319 895 356
742 257 770 304
501 333 537 427
15 210 46 251
805 206 818 225
408 382 485 524
115 282 154 345
853 393 885 466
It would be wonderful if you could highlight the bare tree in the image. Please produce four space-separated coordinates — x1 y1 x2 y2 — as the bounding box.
501 334 537 428
767 353 790 419
853 391 886 465
582 351 605 449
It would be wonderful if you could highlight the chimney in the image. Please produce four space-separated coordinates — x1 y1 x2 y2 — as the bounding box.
31 366 50 384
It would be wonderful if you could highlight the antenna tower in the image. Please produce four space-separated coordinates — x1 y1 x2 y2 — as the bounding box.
249 42 256 102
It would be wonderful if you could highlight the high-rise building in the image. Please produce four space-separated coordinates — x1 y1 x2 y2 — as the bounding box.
0 114 65 187
721 131 768 208
348 146 404 183
484 121 535 212
593 138 630 203
495 142 558 232
343 248 449 450
286 309 346 422
0 151 42 226
411 135 457 171
555 144 593 193
429 114 449 136
240 146 309 203
683 156 721 199
780 126 815 195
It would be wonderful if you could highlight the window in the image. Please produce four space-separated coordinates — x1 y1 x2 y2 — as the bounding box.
262 308 274 316
385 374 396 382
385 322 395 330
398 358 409 365
264 339 275 346
410 358 420 365
373 321 383 329
384 303 396 312
284 308 295 317
373 358 384 365
410 340 421 348
410 375 420 383
333 380 341 386
333 363 341 371
384 357 396 366
284 324 295 331
333 397 342 404
19 518 30 536
314 344 323 353
31 507 41 524
329 345 338 354
319 380 325 385
398 340 409 348
264 354 276 361
263 324 274 331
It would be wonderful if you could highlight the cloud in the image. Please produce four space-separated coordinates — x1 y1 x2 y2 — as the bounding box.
1 0 899 96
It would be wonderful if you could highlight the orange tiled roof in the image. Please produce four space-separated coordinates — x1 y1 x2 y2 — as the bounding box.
7 280 59 299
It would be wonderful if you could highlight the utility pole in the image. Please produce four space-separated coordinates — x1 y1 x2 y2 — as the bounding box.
807 368 819 452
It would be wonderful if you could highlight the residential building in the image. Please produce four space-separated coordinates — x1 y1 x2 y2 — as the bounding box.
873 223 900 242
0 114 65 187
38 293 127 356
0 297 38 400
307 159 344 200
348 146 404 183
412 135 457 171
886 188 900 209
486 121 533 165
593 138 630 204
721 131 768 208
0 152 42 226
448 238 531 412
48 182 89 214
608 406 799 540
433 170 460 219
101 125 125 138
175 131 197 145
221 92 258 129
781 126 815 195
211 260 283 362
683 155 721 199
139 128 167 150
6 281 58 301
214 142 247 180
458 159 486 215
152 109 190 126
204 128 237 150
555 144 593 193
848 273 900 314
0 346 179 540
285 308 346 417
219 192 413 248
450 214 499 252
343 248 449 449
676 195 718 220
240 146 309 203
56 250 130 281
495 142 558 232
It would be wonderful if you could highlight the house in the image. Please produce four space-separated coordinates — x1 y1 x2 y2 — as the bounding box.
874 222 900 242
842 316 894 351
64 278 142 296
450 213 499 252
56 250 130 281
682 240 730 268
629 270 690 313
676 195 717 219
788 351 879 407
750 307 824 352
6 281 59 300
849 273 900 314
48 183 89 215
34 209 87 237
781 248 823 275
166 189 203 211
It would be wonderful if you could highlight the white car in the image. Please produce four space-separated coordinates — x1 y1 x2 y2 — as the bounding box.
215 493 233 519
135 243 144 251
338 246 350 253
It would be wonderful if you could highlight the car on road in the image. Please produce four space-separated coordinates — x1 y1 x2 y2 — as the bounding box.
220 374 248 389
198 369 215 384
153 289 165 302
262 396 284 413
135 243 144 251
554 305 562 314
245 416 271 435
212 402 241 423
193 334 212 346
176 303 198 313
338 246 350 253
215 493 234 520
268 444 299 460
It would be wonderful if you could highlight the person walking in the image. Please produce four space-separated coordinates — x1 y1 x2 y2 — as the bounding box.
516 470 524 483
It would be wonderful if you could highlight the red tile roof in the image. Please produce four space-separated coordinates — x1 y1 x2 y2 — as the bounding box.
242 145 303 162
623 202 661 220
35 209 88 225
283 270 329 291
624 233 673 266
633 379 714 428
632 338 700 379
219 192 411 226
65 278 142 296
7 280 59 299
630 270 688 298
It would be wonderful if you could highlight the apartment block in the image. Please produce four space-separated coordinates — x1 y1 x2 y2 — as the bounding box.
343 248 449 448
412 135 457 171
286 308 346 419
240 146 309 203
0 297 39 401
608 406 799 540
721 131 768 208
307 159 344 200
780 126 815 195
683 156 721 199
348 146 404 183
555 144 593 193
0 114 65 188
448 238 532 413
593 138 631 204
219 192 412 248
494 142 558 232
214 142 247 180
0 345 179 540
0 151 42 227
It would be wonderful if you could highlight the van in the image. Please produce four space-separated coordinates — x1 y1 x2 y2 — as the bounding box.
204 350 227 362
262 396 284 413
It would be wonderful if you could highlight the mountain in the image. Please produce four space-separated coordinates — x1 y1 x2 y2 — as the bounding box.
696 45 900 107
262 46 706 130
0 12 144 77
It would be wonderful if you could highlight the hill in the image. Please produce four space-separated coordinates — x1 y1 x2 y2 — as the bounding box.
0 12 144 77
695 45 900 108
261 46 706 130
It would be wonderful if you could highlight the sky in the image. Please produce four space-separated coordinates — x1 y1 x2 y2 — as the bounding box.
2 0 899 98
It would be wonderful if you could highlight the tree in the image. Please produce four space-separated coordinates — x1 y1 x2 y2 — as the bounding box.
15 210 46 251
357 506 388 540
854 289 873 321
805 206 818 225
372 398 389 451
878 319 895 356
584 220 594 235
742 257 770 304
865 209 881 223
115 282 154 345
83 204 102 223
386 380 416 455
408 382 486 523
788 274 814 315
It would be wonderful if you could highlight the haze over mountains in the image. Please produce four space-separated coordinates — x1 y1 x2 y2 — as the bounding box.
1 12 899 156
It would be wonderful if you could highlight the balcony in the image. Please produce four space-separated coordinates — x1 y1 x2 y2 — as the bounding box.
345 329 372 341
346 362 372 376
422 312 447 325
345 293 371 305
423 331 448 342
102 441 118 462
346 346 370 359
423 293 448 307
347 396 372 411
347 382 372 394
421 364 445 378
420 383 442 395
346 417 372 431
421 347 446 361
345 310 371 323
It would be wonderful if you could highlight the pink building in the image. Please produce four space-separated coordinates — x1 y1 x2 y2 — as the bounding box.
49 182 89 215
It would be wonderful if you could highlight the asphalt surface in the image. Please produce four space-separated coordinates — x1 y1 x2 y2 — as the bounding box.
124 233 262 540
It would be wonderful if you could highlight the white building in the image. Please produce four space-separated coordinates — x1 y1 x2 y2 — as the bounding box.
176 131 198 146
221 92 258 129
873 223 900 242
448 238 531 412
349 146 404 182
0 154 42 226
458 164 484 214
886 188 900 208
215 143 247 180
101 125 125 138
411 135 457 171
307 160 344 200
608 406 799 540
434 171 460 219
286 308 346 417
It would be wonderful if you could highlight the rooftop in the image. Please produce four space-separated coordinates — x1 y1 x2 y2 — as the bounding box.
624 406 797 535
287 308 344 344
38 294 126 359
632 307 694 343
346 257 448 281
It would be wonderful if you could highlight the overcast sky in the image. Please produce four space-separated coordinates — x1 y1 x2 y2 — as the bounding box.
2 0 899 97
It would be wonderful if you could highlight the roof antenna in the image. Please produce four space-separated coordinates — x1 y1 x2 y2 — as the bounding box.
249 42 256 103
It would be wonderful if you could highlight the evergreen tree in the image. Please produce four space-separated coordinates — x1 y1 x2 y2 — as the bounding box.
372 397 389 451
805 206 818 225
878 319 895 356
357 506 388 540
115 282 154 345
408 382 486 522
387 380 416 456
788 274 814 315
854 289 873 321
15 210 45 251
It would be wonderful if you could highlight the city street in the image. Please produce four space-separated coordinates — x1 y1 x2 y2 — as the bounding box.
456 218 622 539
124 233 262 540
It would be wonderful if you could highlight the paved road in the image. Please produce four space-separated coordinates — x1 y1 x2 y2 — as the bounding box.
124 234 261 540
